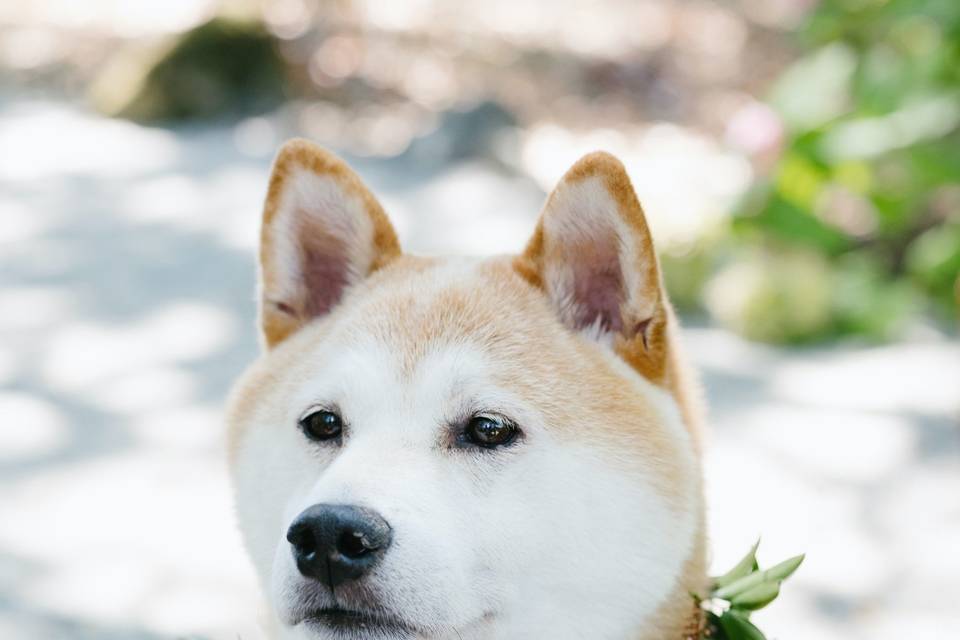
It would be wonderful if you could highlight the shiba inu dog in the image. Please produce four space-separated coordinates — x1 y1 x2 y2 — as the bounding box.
227 139 707 640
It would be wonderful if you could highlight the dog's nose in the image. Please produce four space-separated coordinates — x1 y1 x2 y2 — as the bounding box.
286 504 392 588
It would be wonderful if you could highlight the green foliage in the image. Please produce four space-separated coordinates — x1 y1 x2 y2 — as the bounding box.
703 246 835 343
660 232 727 313
105 18 288 122
905 221 960 315
693 542 804 640
679 0 960 343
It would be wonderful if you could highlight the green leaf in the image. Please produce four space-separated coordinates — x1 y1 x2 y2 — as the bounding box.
705 612 727 640
713 555 805 601
735 192 851 255
731 580 781 611
718 610 767 640
764 554 805 582
713 539 761 588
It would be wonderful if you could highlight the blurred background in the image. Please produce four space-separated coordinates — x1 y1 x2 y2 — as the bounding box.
1 0 957 638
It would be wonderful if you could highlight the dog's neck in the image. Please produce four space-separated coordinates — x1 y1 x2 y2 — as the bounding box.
680 601 707 640
634 493 708 640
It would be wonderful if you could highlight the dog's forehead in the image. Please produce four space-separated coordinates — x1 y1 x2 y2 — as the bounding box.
276 253 664 421
331 255 560 369
263 256 557 428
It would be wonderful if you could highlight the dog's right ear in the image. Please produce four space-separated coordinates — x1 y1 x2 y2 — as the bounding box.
258 139 401 348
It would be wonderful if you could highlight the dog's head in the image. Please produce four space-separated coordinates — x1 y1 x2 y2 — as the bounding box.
227 140 704 640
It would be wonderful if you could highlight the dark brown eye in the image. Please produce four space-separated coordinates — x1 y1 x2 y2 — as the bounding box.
299 409 343 442
465 414 518 448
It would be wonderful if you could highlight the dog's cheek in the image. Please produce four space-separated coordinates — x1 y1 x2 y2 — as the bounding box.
428 452 540 611
378 462 489 626
472 442 694 637
231 418 327 589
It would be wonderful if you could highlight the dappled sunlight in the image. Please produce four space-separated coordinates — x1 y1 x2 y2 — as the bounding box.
0 0 216 38
41 303 236 392
88 366 195 416
0 393 68 460
117 165 265 249
694 324 960 639
0 197 57 246
739 405 914 483
772 344 960 415
705 443 822 567
0 287 76 333
521 123 752 248
0 102 179 182
876 462 960 635
397 162 544 255
130 405 225 450
0 95 264 639
0 348 15 385
0 450 261 638
119 175 207 225
681 326 779 377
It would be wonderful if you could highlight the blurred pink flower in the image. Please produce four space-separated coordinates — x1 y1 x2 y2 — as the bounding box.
725 100 784 171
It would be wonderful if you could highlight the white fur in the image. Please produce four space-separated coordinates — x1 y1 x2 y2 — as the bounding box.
231 267 697 639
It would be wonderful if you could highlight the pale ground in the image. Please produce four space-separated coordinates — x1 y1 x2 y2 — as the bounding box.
1 98 959 640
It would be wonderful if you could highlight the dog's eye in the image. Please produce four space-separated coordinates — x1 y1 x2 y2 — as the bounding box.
299 408 343 442
465 414 518 448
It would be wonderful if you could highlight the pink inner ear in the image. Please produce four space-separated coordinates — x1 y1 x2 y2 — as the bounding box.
297 213 351 318
569 235 625 333
574 266 624 332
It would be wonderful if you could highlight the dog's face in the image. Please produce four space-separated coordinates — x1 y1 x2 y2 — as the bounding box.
227 141 704 640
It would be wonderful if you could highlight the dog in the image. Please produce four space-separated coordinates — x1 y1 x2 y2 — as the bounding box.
226 139 707 639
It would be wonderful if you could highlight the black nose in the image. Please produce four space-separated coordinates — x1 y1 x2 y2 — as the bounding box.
286 504 392 588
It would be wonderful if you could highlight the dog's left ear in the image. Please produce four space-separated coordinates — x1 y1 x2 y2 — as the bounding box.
515 152 670 382
258 139 401 348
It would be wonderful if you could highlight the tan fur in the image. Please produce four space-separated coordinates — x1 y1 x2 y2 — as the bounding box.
259 139 401 347
516 154 667 379
516 151 704 452
516 153 708 636
229 143 708 638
